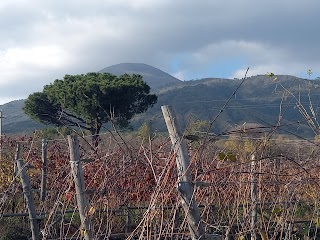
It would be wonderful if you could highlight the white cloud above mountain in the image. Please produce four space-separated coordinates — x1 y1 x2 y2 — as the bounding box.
0 0 319 104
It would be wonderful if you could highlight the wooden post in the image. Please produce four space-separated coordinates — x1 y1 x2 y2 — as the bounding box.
68 135 94 240
250 153 257 240
40 139 48 202
14 143 21 178
161 105 205 239
11 143 21 213
16 159 40 240
125 207 131 234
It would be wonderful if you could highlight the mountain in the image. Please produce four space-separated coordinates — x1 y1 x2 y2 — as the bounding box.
0 99 43 134
99 63 181 89
133 74 320 137
1 64 319 139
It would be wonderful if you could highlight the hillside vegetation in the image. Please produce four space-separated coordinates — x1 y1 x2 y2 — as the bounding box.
136 74 320 138
1 63 319 139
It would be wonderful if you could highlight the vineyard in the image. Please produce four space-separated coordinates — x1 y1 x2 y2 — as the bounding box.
0 105 320 240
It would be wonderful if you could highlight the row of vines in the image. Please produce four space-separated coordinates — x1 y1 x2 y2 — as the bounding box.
0 125 320 239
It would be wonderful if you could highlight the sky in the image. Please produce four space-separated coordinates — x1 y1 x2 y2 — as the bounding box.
0 0 319 104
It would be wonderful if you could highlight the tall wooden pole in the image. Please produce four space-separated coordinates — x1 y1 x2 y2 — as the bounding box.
11 143 21 214
14 143 21 178
161 105 205 239
68 135 94 240
250 153 257 240
40 139 48 202
16 159 40 240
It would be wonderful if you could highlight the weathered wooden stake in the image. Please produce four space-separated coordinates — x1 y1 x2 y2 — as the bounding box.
16 159 40 240
161 105 205 239
250 154 257 240
40 139 48 202
68 135 94 240
11 143 21 213
125 207 131 234
14 143 21 178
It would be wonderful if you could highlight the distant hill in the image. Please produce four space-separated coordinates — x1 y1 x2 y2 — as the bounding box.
1 65 319 139
99 63 181 89
133 74 320 137
0 99 43 134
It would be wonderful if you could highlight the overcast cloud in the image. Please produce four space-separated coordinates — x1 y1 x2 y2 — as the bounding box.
0 0 319 104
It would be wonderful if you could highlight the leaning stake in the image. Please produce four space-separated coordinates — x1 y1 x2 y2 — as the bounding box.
40 139 48 202
68 135 94 240
16 159 40 240
161 105 205 239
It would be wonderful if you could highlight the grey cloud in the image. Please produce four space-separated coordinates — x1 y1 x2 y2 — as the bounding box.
0 0 319 103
